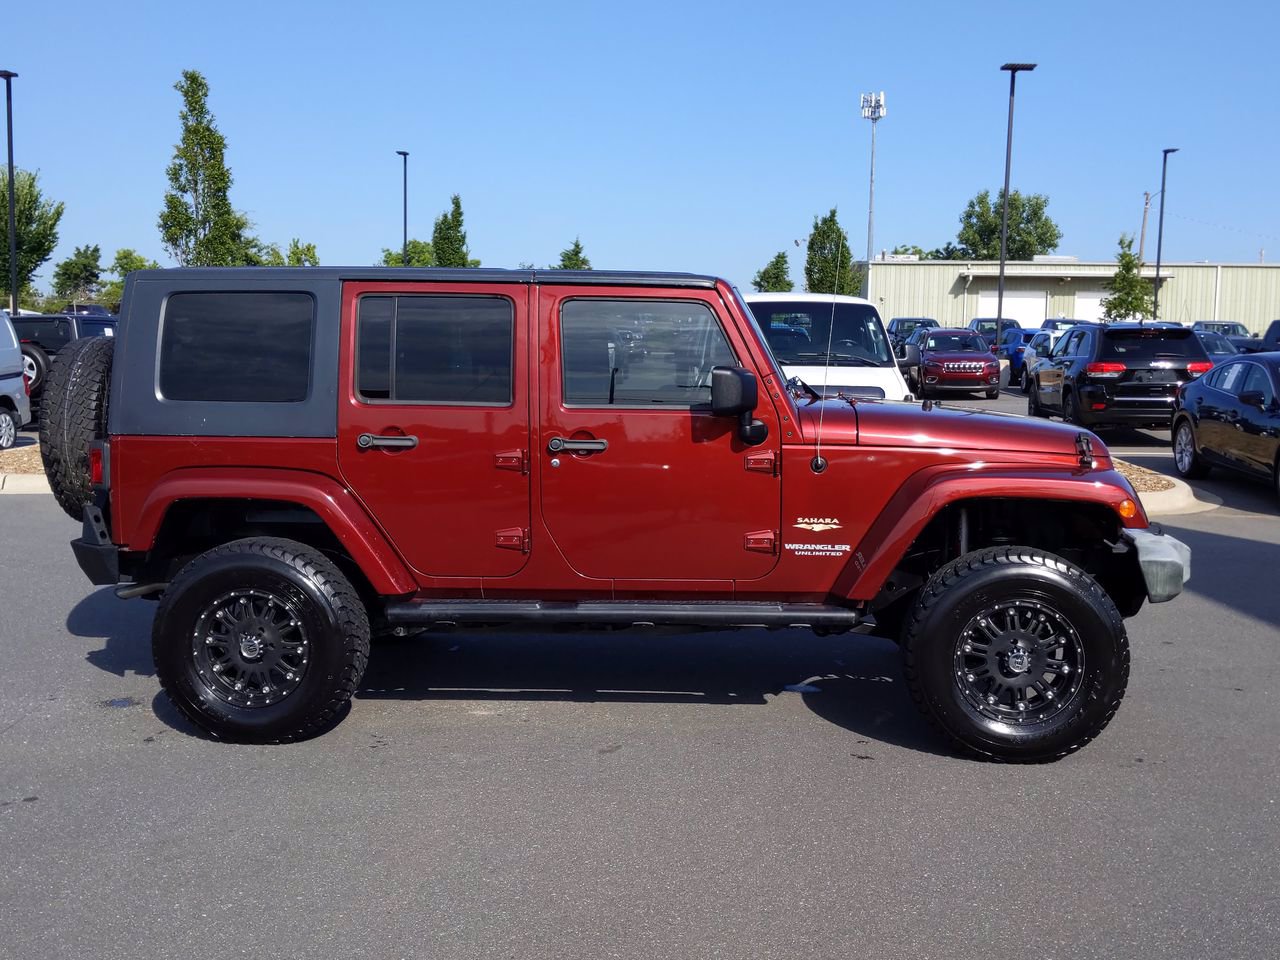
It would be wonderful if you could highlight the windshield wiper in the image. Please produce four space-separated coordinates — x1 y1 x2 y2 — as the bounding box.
788 352 882 366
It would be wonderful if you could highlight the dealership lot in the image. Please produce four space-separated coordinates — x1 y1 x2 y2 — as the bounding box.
1 406 1277 960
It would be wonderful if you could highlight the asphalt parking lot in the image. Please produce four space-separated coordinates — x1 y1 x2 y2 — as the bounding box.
2 398 1277 960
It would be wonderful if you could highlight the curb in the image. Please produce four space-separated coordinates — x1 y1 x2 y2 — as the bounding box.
1133 472 1221 517
0 473 52 495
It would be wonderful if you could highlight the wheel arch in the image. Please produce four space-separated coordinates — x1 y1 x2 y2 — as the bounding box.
131 468 417 597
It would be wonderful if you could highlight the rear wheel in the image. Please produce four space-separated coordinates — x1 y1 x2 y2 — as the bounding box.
1027 383 1046 418
152 537 371 742
1062 391 1080 425
901 546 1129 762
1173 419 1211 479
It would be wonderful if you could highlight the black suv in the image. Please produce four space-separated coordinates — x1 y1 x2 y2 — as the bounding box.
967 317 1021 346
1026 323 1212 429
886 316 938 346
12 313 118 393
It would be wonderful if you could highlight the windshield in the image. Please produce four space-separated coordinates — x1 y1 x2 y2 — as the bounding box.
748 300 893 366
1198 332 1237 355
732 287 784 380
925 332 990 353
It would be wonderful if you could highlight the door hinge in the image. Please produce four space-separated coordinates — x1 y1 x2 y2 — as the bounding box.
745 450 778 476
494 449 529 474
495 527 531 553
744 529 778 555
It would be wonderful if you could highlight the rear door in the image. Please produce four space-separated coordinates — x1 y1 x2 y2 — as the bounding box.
337 282 532 579
536 285 782 583
1233 363 1280 475
1039 329 1082 410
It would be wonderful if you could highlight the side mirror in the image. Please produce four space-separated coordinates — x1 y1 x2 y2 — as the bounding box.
1238 390 1266 409
899 344 921 368
711 366 757 417
710 366 768 447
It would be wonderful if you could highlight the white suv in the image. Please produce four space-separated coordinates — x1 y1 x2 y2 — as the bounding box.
1 310 32 449
744 293 913 401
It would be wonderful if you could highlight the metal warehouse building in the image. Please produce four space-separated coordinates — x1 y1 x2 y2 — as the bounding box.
864 258 1280 332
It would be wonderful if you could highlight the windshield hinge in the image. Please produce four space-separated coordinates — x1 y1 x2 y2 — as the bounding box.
745 450 778 476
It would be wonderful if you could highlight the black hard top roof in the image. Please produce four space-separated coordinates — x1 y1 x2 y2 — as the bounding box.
128 267 721 288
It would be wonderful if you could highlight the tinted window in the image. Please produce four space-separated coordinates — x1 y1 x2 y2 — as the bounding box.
1217 363 1246 394
561 299 734 405
79 320 116 338
1241 364 1275 404
1197 332 1235 356
357 295 513 404
749 300 892 366
160 292 314 402
1099 329 1208 361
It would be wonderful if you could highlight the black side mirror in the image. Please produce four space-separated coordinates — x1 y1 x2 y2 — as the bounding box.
1237 390 1266 409
710 366 768 446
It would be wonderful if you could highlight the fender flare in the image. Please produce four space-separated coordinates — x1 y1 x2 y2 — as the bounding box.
835 463 1142 601
132 466 417 596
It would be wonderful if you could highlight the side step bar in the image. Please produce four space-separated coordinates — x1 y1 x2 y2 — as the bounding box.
383 599 869 630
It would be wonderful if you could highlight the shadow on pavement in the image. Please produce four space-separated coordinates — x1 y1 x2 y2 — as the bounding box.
359 626 953 757
67 587 157 678
1157 521 1280 627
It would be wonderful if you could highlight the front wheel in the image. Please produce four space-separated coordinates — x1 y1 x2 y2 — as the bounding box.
985 388 1000 399
1020 369 1030 393
152 538 371 742
1027 384 1046 418
0 408 17 450
901 547 1129 761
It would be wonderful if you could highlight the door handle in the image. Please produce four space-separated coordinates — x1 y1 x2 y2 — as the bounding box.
546 436 608 454
357 433 419 450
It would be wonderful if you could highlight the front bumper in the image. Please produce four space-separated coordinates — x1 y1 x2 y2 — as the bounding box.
1123 526 1191 603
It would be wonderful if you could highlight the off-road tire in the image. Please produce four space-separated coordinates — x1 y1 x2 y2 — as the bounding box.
901 546 1129 762
38 335 114 520
21 344 50 393
1173 418 1211 479
152 538 371 743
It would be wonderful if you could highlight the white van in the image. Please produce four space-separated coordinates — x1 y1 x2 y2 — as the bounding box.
743 293 913 401
1 309 32 449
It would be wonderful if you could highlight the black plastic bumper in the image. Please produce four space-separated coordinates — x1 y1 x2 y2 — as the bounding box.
71 504 120 586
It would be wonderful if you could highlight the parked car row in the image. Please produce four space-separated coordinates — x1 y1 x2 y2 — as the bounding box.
1191 320 1280 354
11 312 117 395
1 310 33 449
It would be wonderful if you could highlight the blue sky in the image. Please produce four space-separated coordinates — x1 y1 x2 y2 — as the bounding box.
5 0 1279 291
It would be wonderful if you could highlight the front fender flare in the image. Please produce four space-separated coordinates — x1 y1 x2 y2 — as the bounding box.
835 464 1143 601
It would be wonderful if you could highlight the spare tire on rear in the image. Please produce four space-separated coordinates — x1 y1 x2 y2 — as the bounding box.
39 336 114 520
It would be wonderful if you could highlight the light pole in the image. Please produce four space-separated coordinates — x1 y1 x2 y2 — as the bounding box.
1152 148 1178 324
996 63 1035 325
860 91 885 300
395 150 409 266
1 70 17 314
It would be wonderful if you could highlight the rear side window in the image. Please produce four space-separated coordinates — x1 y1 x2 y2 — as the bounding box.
357 295 513 405
159 292 315 402
0 317 15 349
1099 329 1208 361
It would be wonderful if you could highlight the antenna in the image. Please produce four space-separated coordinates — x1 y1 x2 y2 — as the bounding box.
810 230 842 474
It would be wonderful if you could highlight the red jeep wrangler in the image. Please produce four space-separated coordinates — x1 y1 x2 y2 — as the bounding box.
42 268 1190 760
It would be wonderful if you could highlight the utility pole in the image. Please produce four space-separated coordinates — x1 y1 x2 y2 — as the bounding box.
860 91 885 301
1152 148 1179 324
1 70 17 314
1138 191 1151 263
395 150 409 266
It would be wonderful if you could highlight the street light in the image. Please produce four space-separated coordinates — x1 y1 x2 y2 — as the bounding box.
860 91 885 300
996 63 1036 325
1 70 17 314
1152 148 1179 324
395 150 409 267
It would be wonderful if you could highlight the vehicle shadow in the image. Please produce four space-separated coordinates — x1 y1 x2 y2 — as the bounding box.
359 626 952 757
1157 522 1280 627
68 587 157 677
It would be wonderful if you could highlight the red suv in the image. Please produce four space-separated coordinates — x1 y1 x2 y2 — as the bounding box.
906 328 1002 399
42 268 1190 760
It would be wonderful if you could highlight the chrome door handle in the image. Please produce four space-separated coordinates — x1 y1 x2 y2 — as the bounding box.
357 433 419 450
546 437 607 454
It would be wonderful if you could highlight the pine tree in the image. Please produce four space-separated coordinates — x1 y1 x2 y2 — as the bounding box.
751 252 792 292
554 237 591 270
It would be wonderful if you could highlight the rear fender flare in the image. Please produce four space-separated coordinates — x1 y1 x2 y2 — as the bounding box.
835 464 1143 601
132 467 416 596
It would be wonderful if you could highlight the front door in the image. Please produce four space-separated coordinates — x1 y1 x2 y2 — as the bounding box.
536 286 782 583
338 282 532 579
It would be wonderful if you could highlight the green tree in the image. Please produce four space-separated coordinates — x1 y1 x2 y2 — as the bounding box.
751 251 793 292
99 248 162 309
926 241 967 261
379 239 433 267
804 209 862 295
553 237 591 270
955 189 1062 260
1100 234 1153 323
259 238 321 266
52 244 103 301
890 244 926 258
432 194 473 268
158 70 256 266
0 168 65 306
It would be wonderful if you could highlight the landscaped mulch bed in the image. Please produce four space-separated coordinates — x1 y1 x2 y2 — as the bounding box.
1114 458 1176 493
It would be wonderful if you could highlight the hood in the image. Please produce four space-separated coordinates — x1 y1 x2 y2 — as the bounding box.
794 397 1104 458
923 350 997 363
